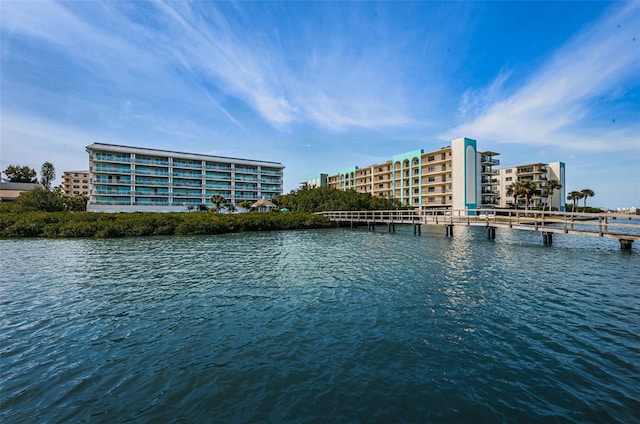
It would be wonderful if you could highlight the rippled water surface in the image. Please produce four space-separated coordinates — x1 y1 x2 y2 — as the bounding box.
1 227 639 423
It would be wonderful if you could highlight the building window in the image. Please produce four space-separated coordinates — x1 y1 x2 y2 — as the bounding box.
414 188 419 194
506 177 512 182
428 156 435 161
506 169 512 174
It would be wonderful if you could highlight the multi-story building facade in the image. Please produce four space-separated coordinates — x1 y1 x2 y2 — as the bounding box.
303 173 328 189
62 171 90 197
497 162 565 211
86 143 284 212
325 137 499 210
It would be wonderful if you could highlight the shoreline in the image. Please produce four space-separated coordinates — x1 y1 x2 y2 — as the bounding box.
0 211 333 238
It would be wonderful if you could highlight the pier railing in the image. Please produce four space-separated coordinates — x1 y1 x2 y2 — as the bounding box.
317 208 640 248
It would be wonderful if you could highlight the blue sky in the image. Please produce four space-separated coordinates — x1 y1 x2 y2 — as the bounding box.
1 1 638 208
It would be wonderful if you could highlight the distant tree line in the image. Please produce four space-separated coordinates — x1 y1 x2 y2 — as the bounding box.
273 186 403 213
0 211 331 238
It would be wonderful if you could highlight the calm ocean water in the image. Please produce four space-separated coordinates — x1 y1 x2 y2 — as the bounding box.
1 226 639 423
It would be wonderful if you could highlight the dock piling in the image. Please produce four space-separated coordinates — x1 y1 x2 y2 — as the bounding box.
620 239 634 250
445 224 454 237
543 232 553 245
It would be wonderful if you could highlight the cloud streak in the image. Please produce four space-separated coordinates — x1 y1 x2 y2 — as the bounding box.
445 2 640 151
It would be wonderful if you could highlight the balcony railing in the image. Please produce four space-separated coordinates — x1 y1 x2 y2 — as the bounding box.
173 171 202 178
94 190 131 195
135 169 168 176
133 201 170 206
205 164 231 171
173 161 202 169
95 200 132 205
94 154 131 163
261 169 281 175
205 173 231 180
133 180 169 186
135 158 169 166
95 165 131 174
481 157 500 165
235 167 257 173
134 191 169 196
94 179 132 185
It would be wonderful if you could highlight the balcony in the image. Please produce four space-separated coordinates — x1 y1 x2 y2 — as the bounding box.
481 169 499 176
261 168 281 176
95 199 132 205
173 160 202 169
205 183 231 189
236 167 257 174
95 165 131 174
135 168 168 176
174 182 202 188
481 157 500 166
172 192 202 198
134 190 169 196
173 171 202 178
94 189 132 195
205 173 231 180
134 179 169 186
94 153 131 163
206 164 231 171
94 178 132 185
133 200 170 206
205 190 231 197
235 176 258 182
135 158 169 166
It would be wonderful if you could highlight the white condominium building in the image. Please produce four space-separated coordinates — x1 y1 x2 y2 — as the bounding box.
497 162 566 211
86 143 284 212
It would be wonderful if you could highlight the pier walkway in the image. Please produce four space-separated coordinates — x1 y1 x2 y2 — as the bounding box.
317 208 640 250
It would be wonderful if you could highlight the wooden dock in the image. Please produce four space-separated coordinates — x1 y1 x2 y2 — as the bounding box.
317 208 640 250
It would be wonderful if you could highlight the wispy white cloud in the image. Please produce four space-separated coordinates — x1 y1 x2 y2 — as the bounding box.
445 2 640 151
146 1 417 131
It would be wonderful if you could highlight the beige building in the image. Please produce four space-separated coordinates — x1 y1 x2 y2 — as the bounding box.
0 182 42 202
497 162 566 211
62 171 90 197
324 138 499 210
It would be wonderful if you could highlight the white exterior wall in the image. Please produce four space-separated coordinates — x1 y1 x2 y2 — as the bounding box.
451 137 478 212
547 162 566 211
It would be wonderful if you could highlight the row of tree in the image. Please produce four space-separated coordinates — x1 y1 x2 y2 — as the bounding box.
3 163 56 190
506 179 595 212
567 189 596 212
272 186 402 213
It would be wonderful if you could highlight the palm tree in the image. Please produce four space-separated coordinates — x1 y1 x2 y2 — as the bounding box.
508 179 538 211
238 200 254 211
567 191 582 212
210 194 227 213
542 179 562 211
580 189 595 209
